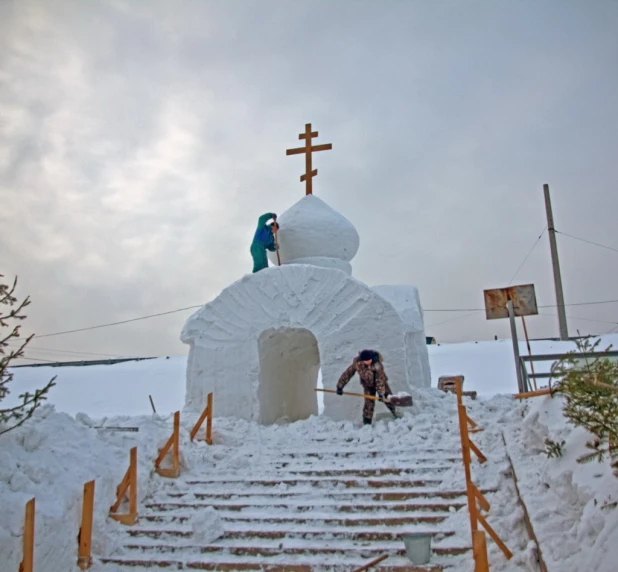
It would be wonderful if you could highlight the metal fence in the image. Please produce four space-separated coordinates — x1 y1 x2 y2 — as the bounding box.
520 351 618 393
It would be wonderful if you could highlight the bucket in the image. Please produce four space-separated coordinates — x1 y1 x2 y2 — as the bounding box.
401 532 432 565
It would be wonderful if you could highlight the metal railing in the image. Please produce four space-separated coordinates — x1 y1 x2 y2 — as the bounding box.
519 350 618 393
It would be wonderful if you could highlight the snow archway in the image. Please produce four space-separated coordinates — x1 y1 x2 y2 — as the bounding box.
257 327 320 424
181 264 429 423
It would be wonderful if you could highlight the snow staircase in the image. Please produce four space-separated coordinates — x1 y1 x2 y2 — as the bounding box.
100 439 487 571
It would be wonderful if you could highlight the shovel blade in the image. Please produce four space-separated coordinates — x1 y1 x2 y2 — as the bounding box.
388 395 413 407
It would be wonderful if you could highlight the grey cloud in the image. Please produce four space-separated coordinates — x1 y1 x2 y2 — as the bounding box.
1 0 618 364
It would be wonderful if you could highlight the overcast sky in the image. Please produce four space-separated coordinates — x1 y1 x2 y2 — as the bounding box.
1 0 617 364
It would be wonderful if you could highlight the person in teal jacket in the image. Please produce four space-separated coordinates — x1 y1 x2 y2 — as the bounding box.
250 212 279 273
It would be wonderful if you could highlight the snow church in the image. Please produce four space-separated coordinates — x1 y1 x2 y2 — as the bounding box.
181 124 431 424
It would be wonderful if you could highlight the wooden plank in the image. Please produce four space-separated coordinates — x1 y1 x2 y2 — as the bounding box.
78 481 95 570
285 147 305 156
513 388 553 399
351 554 389 572
310 143 333 152
478 513 513 559
300 169 318 182
469 439 487 464
206 392 213 445
154 434 173 467
473 530 489 572
473 484 490 512
190 399 211 441
110 468 130 513
172 412 180 473
129 447 137 516
20 498 35 572
299 130 318 139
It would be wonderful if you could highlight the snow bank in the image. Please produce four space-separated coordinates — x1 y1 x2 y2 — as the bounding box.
3 357 185 417
503 394 618 572
0 406 180 571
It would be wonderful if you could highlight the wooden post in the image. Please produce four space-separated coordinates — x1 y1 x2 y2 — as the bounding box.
77 481 95 570
521 316 538 391
110 447 138 525
473 530 489 572
190 393 213 444
458 404 478 541
19 498 35 572
456 378 480 431
155 411 181 478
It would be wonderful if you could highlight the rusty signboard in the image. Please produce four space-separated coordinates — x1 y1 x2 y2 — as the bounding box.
483 284 538 320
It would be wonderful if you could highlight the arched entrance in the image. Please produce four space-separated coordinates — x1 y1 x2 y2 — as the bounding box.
257 327 320 424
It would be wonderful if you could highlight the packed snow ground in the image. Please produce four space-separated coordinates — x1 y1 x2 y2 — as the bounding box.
2 335 617 571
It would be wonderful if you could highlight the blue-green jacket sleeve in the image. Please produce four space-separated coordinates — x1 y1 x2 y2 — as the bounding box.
257 213 275 228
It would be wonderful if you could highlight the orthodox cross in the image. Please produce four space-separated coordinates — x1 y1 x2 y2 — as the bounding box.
286 123 332 195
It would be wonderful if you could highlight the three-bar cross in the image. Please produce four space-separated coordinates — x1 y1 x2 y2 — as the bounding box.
286 123 332 195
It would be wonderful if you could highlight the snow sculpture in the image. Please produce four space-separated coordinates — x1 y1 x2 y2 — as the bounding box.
182 195 431 424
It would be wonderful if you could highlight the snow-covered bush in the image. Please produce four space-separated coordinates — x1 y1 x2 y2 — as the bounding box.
553 337 618 476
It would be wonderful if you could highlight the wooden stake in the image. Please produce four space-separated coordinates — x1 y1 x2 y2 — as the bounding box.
190 392 213 445
19 498 35 572
155 411 181 478
110 447 138 525
521 316 538 391
149 395 157 414
77 481 95 570
351 554 389 572
473 530 489 572
286 123 332 196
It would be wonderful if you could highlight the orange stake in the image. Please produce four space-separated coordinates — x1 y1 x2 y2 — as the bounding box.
190 392 214 445
155 412 181 478
78 481 95 570
19 498 35 572
110 447 138 525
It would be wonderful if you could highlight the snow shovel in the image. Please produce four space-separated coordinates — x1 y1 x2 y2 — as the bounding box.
315 388 413 407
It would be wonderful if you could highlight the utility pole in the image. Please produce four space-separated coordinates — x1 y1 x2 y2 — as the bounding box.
543 184 569 340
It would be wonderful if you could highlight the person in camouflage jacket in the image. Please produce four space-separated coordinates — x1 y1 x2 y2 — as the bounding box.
336 349 397 425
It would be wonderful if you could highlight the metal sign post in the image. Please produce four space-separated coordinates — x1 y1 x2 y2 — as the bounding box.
483 284 539 394
506 300 524 393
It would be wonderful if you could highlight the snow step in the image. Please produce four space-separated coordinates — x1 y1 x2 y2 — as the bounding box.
142 501 463 513
213 529 457 541
203 467 453 477
244 449 460 458
100 557 448 571
180 478 444 488
153 489 474 501
121 543 471 557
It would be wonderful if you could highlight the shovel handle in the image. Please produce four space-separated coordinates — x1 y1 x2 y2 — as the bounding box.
315 388 392 403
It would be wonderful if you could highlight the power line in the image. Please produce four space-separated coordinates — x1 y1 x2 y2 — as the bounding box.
556 230 618 254
538 312 618 326
16 305 202 340
10 298 618 342
426 311 483 329
7 344 136 359
508 227 546 285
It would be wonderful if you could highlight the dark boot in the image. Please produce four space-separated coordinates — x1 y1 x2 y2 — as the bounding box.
363 417 373 425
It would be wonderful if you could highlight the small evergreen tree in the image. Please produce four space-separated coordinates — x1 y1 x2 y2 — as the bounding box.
0 275 56 435
553 337 618 477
